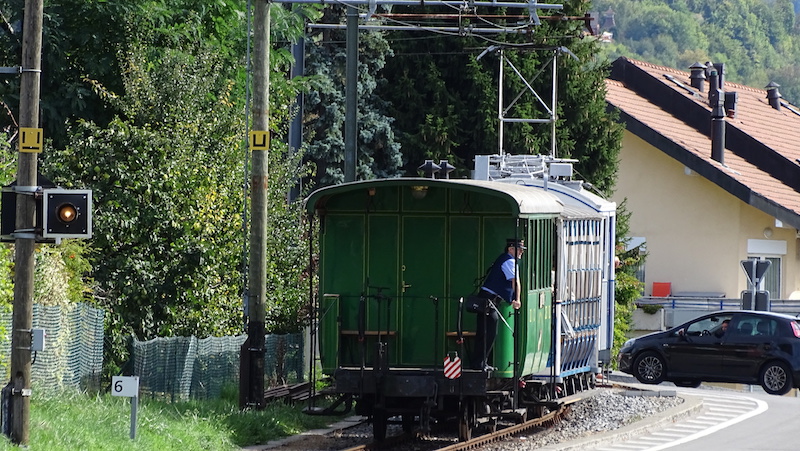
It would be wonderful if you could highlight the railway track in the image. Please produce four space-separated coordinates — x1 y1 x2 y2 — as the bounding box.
435 403 573 451
328 393 581 451
261 386 602 451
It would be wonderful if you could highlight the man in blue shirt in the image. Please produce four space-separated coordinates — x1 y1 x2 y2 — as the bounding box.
473 238 524 371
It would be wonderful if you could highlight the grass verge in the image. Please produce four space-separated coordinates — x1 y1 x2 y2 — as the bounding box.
0 391 338 450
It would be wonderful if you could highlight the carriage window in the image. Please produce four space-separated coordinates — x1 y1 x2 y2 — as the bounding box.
525 218 554 290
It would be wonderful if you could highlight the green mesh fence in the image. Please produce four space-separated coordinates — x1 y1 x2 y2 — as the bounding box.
0 303 104 395
131 333 306 401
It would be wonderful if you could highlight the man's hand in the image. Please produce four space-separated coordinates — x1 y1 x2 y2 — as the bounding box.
512 300 521 309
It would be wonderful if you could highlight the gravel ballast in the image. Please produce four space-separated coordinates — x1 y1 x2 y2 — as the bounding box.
482 388 684 450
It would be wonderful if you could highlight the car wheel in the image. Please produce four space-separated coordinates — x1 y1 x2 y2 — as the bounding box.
633 351 666 384
674 380 701 388
760 361 793 396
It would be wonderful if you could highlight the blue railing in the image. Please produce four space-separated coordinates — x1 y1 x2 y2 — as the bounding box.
637 296 800 316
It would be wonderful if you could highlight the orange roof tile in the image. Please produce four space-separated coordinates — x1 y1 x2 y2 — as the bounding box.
605 57 800 229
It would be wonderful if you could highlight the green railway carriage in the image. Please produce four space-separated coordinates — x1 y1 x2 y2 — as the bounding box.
305 175 604 440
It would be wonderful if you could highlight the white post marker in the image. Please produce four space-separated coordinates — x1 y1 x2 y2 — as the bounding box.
111 376 139 439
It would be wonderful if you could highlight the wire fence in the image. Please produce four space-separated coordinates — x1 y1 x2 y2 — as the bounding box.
130 332 306 401
0 303 105 395
0 302 307 402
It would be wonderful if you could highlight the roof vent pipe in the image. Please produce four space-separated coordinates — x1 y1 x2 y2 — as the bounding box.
418 160 441 178
704 61 714 80
708 69 719 106
713 62 725 88
689 62 706 91
436 160 455 179
709 70 725 165
724 91 738 118
765 81 782 110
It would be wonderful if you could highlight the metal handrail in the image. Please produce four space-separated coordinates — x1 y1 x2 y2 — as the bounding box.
636 296 800 315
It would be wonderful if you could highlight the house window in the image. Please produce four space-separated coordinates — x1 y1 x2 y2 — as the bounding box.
764 257 781 298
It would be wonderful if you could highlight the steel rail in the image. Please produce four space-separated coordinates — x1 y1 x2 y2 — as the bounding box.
435 403 573 451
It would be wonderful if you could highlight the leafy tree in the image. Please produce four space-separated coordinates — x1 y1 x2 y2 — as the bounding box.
0 0 251 149
303 8 404 186
594 0 800 102
377 0 623 190
264 142 315 334
32 2 322 377
612 199 645 364
42 47 246 370
0 136 13 311
378 33 496 177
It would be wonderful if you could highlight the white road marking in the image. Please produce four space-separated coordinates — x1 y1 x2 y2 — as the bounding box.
595 391 767 451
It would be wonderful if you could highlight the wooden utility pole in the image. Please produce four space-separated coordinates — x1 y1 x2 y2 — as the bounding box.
240 0 269 409
9 0 43 444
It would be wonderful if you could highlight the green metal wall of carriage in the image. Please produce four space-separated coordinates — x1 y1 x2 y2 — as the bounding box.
307 179 561 379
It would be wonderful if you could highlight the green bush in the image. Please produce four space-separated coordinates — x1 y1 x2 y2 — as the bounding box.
639 303 663 315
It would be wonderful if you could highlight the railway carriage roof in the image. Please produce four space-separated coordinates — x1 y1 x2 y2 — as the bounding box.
560 204 607 219
304 178 564 216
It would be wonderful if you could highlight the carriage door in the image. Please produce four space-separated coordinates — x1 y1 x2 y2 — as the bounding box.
364 214 400 367
399 215 447 367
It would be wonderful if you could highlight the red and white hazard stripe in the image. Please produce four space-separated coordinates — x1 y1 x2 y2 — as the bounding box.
443 356 462 379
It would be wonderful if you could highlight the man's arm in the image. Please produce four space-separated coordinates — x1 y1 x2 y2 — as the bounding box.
511 274 521 309
501 258 522 309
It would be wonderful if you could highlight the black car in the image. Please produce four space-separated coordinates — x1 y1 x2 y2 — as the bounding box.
618 310 800 395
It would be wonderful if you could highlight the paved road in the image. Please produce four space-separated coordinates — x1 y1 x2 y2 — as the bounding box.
667 389 799 451
596 378 800 451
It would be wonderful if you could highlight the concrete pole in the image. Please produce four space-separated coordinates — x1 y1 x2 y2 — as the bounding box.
242 0 269 409
344 6 358 182
10 0 43 444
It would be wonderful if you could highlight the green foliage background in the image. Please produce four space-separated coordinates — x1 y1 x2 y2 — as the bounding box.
0 1 318 375
303 9 404 186
594 0 800 103
0 0 633 378
376 0 623 192
611 199 646 362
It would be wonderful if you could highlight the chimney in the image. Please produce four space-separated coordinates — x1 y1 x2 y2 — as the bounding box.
713 62 725 88
707 69 719 105
724 91 738 118
704 61 714 80
709 70 725 165
765 81 782 110
689 62 706 91
600 8 616 29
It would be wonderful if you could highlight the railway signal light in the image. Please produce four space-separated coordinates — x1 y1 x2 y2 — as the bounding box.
42 189 92 239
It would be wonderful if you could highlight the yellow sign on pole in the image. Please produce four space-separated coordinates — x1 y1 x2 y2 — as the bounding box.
19 127 43 153
249 131 269 151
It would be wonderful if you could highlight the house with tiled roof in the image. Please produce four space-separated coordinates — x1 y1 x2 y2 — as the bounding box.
605 57 800 303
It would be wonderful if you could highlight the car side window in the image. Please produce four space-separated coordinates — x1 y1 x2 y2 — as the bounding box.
754 318 776 336
735 320 755 336
729 315 774 337
684 315 733 336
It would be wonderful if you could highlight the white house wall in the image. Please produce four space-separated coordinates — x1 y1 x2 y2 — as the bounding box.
613 132 800 299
